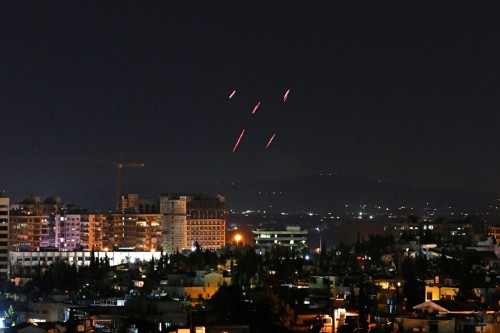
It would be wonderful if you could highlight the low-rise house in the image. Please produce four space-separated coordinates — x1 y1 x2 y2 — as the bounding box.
161 271 230 305
27 302 67 323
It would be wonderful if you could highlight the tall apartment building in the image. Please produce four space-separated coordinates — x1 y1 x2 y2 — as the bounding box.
54 213 107 251
0 195 9 278
105 213 162 251
55 213 83 251
84 214 105 250
161 194 226 254
9 195 63 251
161 195 187 254
9 215 49 251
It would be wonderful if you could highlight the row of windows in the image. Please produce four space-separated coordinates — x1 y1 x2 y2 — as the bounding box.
188 220 224 225
189 231 223 236
188 236 224 241
187 226 223 230
17 257 91 262
196 242 222 247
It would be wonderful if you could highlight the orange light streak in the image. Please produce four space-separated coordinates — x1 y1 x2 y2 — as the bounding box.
232 129 246 153
265 133 276 149
251 101 261 114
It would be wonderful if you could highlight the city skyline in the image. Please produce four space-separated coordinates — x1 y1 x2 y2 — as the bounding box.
1 2 500 210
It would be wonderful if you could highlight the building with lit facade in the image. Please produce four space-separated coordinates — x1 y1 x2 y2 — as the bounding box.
9 214 49 251
48 213 106 251
0 195 9 278
8 195 65 251
385 217 480 244
83 214 105 250
105 213 162 251
488 226 500 245
161 194 226 254
253 226 308 256
55 213 83 251
160 195 187 254
7 194 225 256
9 250 162 276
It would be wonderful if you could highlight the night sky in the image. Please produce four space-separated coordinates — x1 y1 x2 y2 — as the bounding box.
1 1 500 210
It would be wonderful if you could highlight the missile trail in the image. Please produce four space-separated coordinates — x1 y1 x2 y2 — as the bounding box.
265 133 276 149
283 89 290 102
232 129 246 153
251 102 261 114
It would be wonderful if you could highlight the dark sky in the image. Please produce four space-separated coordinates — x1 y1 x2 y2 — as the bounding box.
1 1 500 209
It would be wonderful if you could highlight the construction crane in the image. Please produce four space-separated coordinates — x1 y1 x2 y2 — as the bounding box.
50 154 145 211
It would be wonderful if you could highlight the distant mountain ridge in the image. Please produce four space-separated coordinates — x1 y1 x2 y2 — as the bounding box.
9 174 497 216
181 174 498 216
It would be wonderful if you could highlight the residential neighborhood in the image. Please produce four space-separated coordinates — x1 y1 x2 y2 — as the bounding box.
2 194 500 333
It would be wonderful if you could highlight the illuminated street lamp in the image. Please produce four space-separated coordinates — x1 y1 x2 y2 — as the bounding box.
234 233 242 246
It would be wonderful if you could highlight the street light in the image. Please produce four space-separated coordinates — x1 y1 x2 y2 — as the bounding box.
234 234 242 246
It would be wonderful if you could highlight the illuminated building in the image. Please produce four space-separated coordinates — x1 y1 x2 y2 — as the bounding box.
54 213 106 251
106 213 162 251
161 194 226 254
9 250 162 276
55 213 83 251
9 214 48 251
9 195 66 251
160 195 187 254
85 214 105 250
253 226 308 255
488 226 500 245
386 217 478 244
0 195 9 278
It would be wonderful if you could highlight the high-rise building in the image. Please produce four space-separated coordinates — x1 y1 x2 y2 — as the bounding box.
9 214 49 251
53 213 107 251
9 195 65 251
0 195 9 278
55 213 83 251
106 213 162 251
160 194 226 254
160 195 188 254
84 214 105 251
186 195 226 251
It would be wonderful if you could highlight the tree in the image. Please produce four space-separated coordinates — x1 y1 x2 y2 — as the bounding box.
401 258 425 310
4 305 17 326
267 288 296 332
207 284 248 324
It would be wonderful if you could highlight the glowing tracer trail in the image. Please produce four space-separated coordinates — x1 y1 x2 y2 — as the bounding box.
229 90 236 99
283 89 290 102
251 102 261 114
232 129 246 153
265 133 276 149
